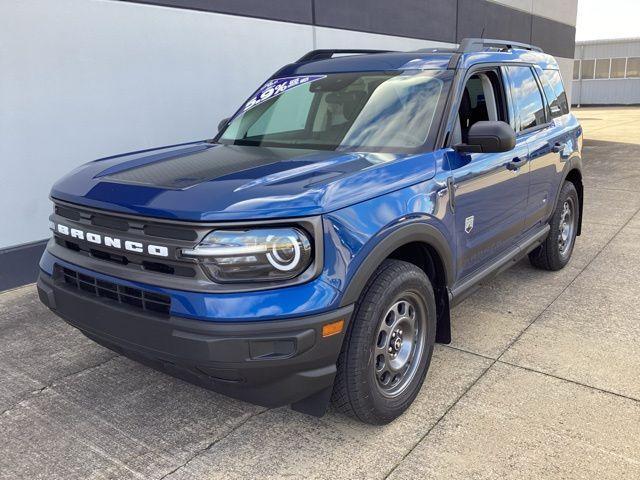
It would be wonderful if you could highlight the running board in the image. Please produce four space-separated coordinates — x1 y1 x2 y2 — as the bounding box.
449 225 550 306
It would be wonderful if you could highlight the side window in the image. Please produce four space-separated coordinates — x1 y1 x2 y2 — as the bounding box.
628 58 640 78
541 69 569 116
454 70 507 144
506 66 547 131
581 59 595 79
539 72 560 118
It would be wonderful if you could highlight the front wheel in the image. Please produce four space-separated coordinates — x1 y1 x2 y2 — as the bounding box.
529 181 580 271
331 259 436 424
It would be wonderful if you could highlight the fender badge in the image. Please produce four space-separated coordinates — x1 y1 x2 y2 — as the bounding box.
465 216 474 234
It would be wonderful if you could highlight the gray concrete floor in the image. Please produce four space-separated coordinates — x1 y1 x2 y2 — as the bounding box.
2 107 640 479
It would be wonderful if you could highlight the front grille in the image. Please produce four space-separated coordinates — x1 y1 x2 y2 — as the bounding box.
53 236 197 277
58 266 171 316
54 204 199 241
52 202 200 279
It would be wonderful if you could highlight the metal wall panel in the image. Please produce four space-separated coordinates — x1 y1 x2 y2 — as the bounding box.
575 39 640 59
532 15 576 59
314 26 455 51
572 79 640 105
457 0 532 44
121 0 576 59
120 0 314 24
314 0 457 43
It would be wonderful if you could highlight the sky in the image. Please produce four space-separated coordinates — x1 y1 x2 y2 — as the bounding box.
576 0 640 41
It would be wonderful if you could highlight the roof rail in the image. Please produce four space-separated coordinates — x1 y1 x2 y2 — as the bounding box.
296 49 394 63
457 38 543 53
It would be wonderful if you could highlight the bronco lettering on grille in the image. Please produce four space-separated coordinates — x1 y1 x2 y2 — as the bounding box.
54 223 169 257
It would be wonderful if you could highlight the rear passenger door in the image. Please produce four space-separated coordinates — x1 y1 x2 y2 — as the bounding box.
504 65 565 232
528 67 574 228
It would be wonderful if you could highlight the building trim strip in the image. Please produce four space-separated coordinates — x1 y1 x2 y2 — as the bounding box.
0 239 47 291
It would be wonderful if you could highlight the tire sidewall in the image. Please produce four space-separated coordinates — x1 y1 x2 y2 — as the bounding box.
550 182 579 267
348 263 437 423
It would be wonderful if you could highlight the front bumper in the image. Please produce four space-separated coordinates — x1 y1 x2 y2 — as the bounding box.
37 271 353 412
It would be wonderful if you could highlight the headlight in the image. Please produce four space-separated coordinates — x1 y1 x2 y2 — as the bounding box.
181 228 313 283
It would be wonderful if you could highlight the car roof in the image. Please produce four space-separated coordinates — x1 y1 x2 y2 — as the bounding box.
277 42 559 77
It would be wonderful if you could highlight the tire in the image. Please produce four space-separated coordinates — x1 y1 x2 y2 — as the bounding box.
529 181 579 271
331 259 437 424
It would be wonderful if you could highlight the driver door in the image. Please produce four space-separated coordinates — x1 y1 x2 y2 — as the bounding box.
446 68 530 281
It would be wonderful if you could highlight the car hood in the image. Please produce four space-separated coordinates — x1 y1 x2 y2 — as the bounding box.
51 142 437 221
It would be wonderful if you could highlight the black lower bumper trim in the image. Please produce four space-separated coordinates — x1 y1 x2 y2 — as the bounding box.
38 272 353 409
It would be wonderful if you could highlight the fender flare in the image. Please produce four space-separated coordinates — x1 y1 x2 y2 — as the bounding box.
555 157 584 235
339 221 454 307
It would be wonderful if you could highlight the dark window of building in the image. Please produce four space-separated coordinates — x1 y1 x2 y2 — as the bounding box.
507 66 546 131
541 70 569 116
610 58 627 78
581 59 595 79
595 59 611 79
573 60 580 80
627 57 640 78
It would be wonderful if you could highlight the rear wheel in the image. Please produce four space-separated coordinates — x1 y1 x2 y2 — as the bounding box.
331 259 436 424
529 181 579 271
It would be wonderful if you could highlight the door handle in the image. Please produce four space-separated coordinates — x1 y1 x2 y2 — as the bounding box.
551 142 566 153
506 157 527 171
446 176 456 213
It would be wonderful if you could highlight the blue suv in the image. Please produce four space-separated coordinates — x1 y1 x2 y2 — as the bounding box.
38 39 583 424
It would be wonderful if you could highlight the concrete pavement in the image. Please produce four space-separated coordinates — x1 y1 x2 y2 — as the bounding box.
1 107 639 479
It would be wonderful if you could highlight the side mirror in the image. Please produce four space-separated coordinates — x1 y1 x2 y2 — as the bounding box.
454 121 516 153
218 117 230 132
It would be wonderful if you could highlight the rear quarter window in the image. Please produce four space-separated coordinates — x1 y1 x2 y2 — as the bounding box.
541 69 569 116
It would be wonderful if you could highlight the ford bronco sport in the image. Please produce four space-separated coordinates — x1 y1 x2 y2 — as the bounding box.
38 38 583 424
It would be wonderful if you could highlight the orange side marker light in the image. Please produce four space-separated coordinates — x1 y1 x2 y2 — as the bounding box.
322 319 345 338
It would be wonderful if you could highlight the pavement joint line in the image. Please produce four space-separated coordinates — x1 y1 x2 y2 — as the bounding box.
384 203 640 479
156 407 272 480
382 358 493 480
496 360 640 404
585 185 640 193
0 354 119 418
441 344 496 361
0 384 50 418
584 220 636 228
494 202 640 365
440 345 640 405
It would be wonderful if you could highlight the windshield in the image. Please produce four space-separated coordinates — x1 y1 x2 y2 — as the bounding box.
218 70 452 152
